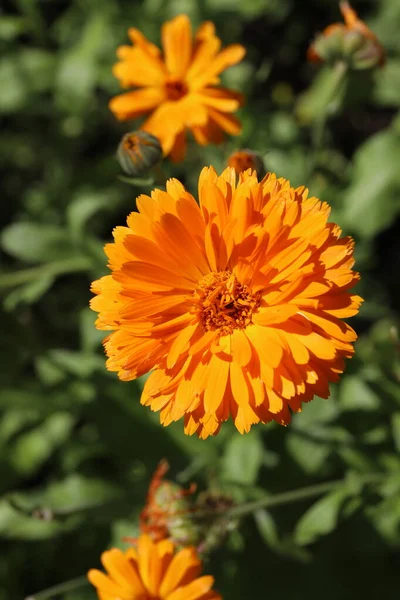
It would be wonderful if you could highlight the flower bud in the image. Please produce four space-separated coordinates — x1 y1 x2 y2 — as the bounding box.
117 131 163 176
138 460 200 547
308 2 385 70
227 149 265 178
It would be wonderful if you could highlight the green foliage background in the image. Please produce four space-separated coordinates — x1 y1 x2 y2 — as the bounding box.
2 0 400 598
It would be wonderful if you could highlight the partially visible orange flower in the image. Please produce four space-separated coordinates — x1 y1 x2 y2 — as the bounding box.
110 14 245 161
308 1 385 69
91 166 362 439
227 149 264 178
88 534 221 600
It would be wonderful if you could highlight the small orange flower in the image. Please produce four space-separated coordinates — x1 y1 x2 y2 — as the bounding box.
110 14 245 161
88 534 221 600
308 1 385 68
91 167 362 439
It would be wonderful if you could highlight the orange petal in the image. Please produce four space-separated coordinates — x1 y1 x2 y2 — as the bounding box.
162 15 193 78
252 305 298 326
203 354 230 414
159 547 201 597
208 108 242 135
109 87 165 121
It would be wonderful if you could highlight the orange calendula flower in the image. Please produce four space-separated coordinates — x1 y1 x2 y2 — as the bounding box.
91 167 362 439
109 14 245 161
88 534 221 600
308 1 385 69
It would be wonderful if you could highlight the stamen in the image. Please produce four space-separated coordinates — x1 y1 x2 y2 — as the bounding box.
165 79 188 100
193 270 260 336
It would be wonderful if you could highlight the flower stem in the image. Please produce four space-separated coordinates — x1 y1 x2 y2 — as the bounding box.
25 576 88 600
224 472 383 520
310 60 348 177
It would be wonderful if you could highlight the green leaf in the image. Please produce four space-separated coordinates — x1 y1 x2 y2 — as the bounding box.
35 355 67 387
79 308 104 354
286 430 331 474
392 412 400 452
3 273 54 310
66 192 111 239
9 413 75 476
294 488 351 546
1 223 74 263
0 499 79 540
55 11 110 111
0 409 39 445
0 56 27 113
222 430 264 485
254 509 311 562
367 494 400 545
48 349 104 378
374 60 400 106
342 127 400 238
41 474 121 513
0 17 26 41
339 375 381 412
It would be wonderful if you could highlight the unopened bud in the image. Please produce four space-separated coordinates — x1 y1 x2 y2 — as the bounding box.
227 149 265 178
308 2 385 70
117 131 162 176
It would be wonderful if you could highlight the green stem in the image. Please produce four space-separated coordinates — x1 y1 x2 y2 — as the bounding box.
0 256 91 290
151 163 169 187
224 472 383 520
25 576 88 600
310 60 348 177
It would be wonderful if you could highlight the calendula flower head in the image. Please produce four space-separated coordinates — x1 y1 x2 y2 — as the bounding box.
91 166 362 439
110 14 245 161
117 131 163 177
227 149 265 178
308 1 385 70
88 534 221 600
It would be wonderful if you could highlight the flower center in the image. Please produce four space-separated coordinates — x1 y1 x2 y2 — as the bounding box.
194 271 260 335
165 78 188 100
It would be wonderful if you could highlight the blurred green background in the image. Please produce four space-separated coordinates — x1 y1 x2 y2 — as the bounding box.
2 0 400 598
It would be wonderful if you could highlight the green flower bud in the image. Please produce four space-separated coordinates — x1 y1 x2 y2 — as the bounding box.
117 131 163 176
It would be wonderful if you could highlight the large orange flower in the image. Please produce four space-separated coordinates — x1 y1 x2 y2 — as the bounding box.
91 167 362 439
109 15 245 161
88 534 221 600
